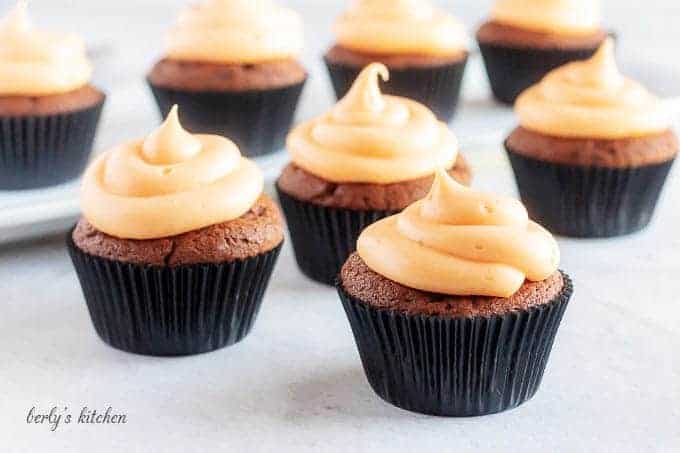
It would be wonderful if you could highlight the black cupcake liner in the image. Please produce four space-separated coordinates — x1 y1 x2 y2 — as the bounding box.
478 42 599 105
276 185 395 286
337 272 573 417
148 79 306 158
67 233 283 356
506 145 676 238
324 56 468 123
0 99 105 190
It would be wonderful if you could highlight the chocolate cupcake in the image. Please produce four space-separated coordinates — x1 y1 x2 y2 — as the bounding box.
277 63 472 286
337 169 572 417
477 0 607 104
324 0 469 122
68 107 284 356
506 40 678 237
147 0 307 157
0 2 105 190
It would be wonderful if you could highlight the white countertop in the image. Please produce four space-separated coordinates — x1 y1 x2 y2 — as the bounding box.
1 1 679 452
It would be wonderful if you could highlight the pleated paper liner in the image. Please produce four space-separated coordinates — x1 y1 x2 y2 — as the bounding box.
336 272 573 417
0 99 105 190
276 185 395 286
324 56 468 123
67 233 283 356
506 145 676 238
478 42 599 105
148 78 306 158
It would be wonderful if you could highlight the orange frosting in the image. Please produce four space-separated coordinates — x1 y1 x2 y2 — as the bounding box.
516 40 673 139
334 0 467 56
81 107 263 240
166 0 304 64
358 169 560 297
491 0 601 35
287 63 458 184
0 1 92 95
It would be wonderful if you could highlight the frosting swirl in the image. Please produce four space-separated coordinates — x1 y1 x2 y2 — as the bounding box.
82 106 263 240
358 169 560 297
166 0 304 64
516 40 673 139
287 63 458 184
334 0 467 56
0 1 93 95
491 0 601 35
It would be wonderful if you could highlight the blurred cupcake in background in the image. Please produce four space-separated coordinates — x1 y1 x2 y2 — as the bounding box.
0 1 105 190
148 0 307 157
325 0 469 122
277 63 472 285
477 0 608 105
68 107 284 356
337 169 572 416
506 40 678 238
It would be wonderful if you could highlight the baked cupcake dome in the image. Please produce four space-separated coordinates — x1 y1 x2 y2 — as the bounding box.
68 107 284 356
506 40 678 237
337 169 572 416
477 0 608 105
147 0 307 157
277 63 472 285
324 0 469 122
0 1 105 190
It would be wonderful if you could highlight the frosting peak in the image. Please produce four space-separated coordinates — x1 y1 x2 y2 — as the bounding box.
516 39 673 139
491 0 602 35
142 106 202 165
82 108 263 239
334 0 467 56
287 63 458 184
358 169 560 297
166 0 304 64
0 1 93 95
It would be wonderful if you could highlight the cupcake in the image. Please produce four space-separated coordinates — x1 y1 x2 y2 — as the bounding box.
337 169 572 416
147 0 307 157
477 0 607 105
506 40 678 238
324 0 469 122
0 1 105 190
68 107 284 356
277 63 472 286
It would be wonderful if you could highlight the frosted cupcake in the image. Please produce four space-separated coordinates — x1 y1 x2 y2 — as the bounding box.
477 0 608 104
506 40 678 237
68 107 284 356
148 0 307 157
325 0 469 122
0 1 105 189
277 63 471 285
338 169 573 416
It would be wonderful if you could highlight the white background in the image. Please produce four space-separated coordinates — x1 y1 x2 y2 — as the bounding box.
1 1 679 452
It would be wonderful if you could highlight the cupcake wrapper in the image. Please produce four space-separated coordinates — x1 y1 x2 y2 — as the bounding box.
336 272 573 417
324 56 468 123
506 146 676 238
478 42 598 105
0 100 105 190
67 233 283 356
276 186 395 286
148 79 306 158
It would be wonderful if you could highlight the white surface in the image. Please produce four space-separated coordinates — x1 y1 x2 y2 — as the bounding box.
1 1 680 452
